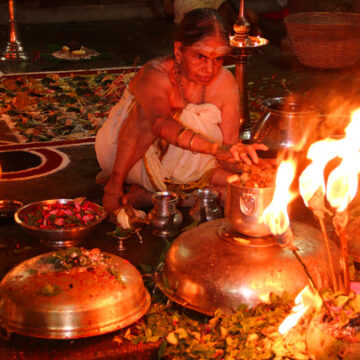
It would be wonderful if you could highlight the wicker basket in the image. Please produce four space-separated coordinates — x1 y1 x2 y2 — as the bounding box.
285 12 360 69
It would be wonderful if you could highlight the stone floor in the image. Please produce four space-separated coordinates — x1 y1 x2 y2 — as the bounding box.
0 8 291 75
0 18 176 74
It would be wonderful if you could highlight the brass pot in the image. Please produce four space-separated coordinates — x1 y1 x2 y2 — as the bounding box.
148 191 183 237
189 188 223 224
225 174 274 237
251 97 318 153
0 250 150 339
156 219 341 315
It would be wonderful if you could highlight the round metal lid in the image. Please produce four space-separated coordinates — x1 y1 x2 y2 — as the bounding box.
0 248 150 339
156 219 342 316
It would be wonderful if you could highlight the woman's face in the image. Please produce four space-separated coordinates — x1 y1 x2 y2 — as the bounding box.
175 35 229 85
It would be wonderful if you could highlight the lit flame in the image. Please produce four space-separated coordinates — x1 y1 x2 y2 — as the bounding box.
299 108 360 212
278 285 322 334
262 159 296 235
299 138 341 207
326 154 360 212
298 108 360 294
326 109 360 212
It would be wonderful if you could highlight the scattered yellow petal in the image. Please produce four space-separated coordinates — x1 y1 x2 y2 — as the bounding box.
167 331 178 345
233 237 251 244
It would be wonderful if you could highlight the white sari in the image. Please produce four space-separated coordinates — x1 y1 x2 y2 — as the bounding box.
95 88 223 192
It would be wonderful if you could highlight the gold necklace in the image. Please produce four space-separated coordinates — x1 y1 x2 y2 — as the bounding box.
175 61 206 105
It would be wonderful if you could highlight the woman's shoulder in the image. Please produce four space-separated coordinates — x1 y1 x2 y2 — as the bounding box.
130 56 176 94
206 67 238 109
208 67 237 97
142 56 175 78
216 66 237 86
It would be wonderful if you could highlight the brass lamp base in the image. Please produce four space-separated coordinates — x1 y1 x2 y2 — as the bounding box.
1 0 29 62
0 40 29 61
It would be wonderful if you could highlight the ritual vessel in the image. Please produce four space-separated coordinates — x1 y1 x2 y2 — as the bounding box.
0 248 150 339
155 157 342 315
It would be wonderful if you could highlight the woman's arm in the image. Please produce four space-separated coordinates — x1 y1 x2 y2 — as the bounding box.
136 65 266 162
133 64 220 155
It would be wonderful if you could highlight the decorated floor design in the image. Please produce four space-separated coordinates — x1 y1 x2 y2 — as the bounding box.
0 138 94 181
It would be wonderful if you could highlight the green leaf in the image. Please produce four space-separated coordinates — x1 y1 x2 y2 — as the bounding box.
157 340 167 359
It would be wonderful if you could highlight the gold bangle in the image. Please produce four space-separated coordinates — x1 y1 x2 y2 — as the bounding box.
189 132 197 153
175 127 187 147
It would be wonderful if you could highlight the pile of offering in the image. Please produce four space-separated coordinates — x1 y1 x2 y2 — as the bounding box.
18 198 103 229
112 205 147 238
306 289 360 359
233 158 277 188
41 247 110 273
15 198 106 247
52 41 100 60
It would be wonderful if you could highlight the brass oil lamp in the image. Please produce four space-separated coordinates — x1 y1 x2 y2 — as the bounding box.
1 0 29 61
230 0 268 140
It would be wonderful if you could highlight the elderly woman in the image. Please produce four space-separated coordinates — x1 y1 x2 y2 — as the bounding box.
95 8 267 213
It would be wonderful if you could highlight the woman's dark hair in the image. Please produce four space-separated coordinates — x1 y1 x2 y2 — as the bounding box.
174 8 229 47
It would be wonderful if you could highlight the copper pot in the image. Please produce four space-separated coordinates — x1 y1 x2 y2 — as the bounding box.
148 191 183 237
225 174 274 237
251 97 319 153
156 219 341 315
189 188 223 224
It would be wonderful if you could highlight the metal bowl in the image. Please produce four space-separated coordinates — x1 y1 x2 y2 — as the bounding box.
0 200 23 219
14 199 106 248
0 249 151 339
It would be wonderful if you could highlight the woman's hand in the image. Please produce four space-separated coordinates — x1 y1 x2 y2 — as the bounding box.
215 142 268 165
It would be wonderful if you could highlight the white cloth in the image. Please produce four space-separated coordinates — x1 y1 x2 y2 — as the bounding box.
173 0 226 23
95 88 223 192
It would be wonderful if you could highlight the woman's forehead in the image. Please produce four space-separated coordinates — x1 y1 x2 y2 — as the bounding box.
187 36 230 56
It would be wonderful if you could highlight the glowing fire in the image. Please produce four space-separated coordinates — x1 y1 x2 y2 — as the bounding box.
278 285 322 334
299 138 341 207
262 159 297 235
300 108 360 212
325 109 360 211
326 154 360 212
279 109 360 335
